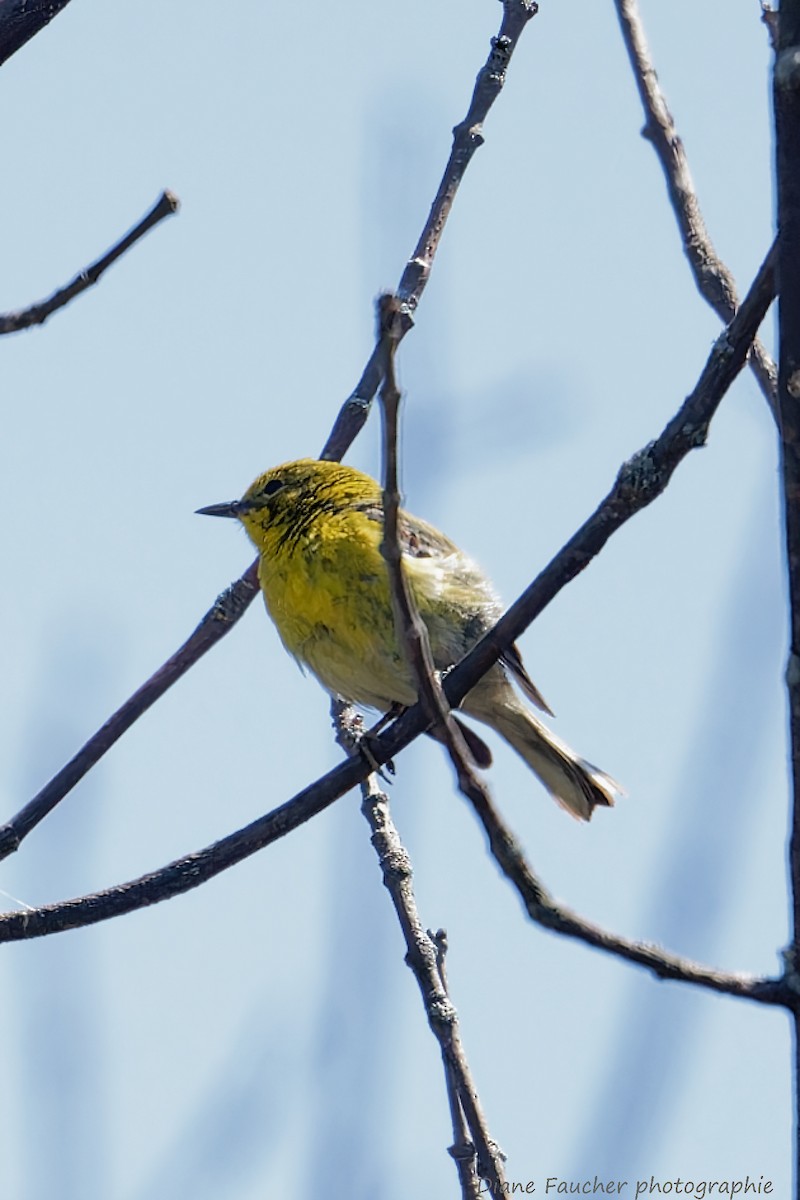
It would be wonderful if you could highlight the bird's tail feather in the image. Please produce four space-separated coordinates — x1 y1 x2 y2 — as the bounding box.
464 696 619 821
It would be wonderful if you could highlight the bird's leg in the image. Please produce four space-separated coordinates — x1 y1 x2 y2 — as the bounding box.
369 703 494 770
366 702 406 738
339 704 397 782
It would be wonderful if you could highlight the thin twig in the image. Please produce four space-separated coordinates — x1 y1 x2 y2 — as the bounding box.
0 3 539 856
376 294 488 801
613 0 778 420
0 253 784 1008
0 564 260 861
333 700 488 1197
432 929 482 1199
321 0 538 462
463 781 785 1006
773 3 800 1181
368 301 506 1190
350 749 506 1191
0 191 180 335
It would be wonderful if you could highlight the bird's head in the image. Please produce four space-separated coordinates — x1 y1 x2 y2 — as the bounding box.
197 458 380 552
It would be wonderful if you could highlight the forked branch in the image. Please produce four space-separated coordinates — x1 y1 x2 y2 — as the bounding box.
0 250 780 1016
0 0 540 860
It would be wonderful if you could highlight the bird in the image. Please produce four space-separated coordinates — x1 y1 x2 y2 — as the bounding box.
197 458 619 820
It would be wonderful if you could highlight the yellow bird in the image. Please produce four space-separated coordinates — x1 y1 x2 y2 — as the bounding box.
198 458 619 820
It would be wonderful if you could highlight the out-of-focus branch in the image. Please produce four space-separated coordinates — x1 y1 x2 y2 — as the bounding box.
0 0 73 68
321 0 538 462
773 2 800 1180
613 0 778 420
0 191 180 335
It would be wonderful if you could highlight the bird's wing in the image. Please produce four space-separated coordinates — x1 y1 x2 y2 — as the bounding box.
356 502 554 715
500 643 554 716
397 513 554 715
397 511 461 559
353 502 461 559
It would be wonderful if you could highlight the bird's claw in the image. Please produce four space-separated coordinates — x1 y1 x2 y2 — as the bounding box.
359 734 395 784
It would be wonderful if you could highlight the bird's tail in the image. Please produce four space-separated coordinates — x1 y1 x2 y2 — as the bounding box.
464 692 619 821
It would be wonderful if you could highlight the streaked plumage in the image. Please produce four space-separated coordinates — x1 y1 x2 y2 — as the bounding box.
198 459 619 820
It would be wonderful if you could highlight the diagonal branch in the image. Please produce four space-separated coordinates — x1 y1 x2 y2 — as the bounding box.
463 778 786 1006
0 0 74 68
0 685 786 1009
0 191 180 335
0 251 782 1011
613 0 778 420
0 564 260 861
321 0 538 463
0 1 540 859
442 240 776 705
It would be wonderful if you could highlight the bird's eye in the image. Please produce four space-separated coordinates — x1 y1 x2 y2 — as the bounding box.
262 478 285 497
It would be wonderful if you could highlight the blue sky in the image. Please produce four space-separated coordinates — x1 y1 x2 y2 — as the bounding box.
0 2 787 1198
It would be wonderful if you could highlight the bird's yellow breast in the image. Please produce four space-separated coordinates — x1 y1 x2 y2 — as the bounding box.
231 457 501 711
254 506 413 709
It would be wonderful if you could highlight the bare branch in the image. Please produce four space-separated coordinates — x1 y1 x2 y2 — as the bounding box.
464 782 786 1006
0 246 775 932
613 0 778 419
395 0 538 313
350 303 508 1191
1 676 787 1010
762 3 779 51
0 563 260 862
358 768 506 1193
773 0 800 1178
0 191 180 335
0 0 74 68
0 741 374 944
443 241 776 708
0 2 541 857
431 930 482 1200
321 0 538 463
376 294 488 800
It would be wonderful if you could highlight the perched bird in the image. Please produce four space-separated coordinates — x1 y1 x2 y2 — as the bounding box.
198 458 619 820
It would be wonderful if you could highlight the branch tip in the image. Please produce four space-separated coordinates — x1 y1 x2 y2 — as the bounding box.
0 189 181 336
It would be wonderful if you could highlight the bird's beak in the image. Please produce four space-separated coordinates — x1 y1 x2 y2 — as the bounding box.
195 500 244 519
